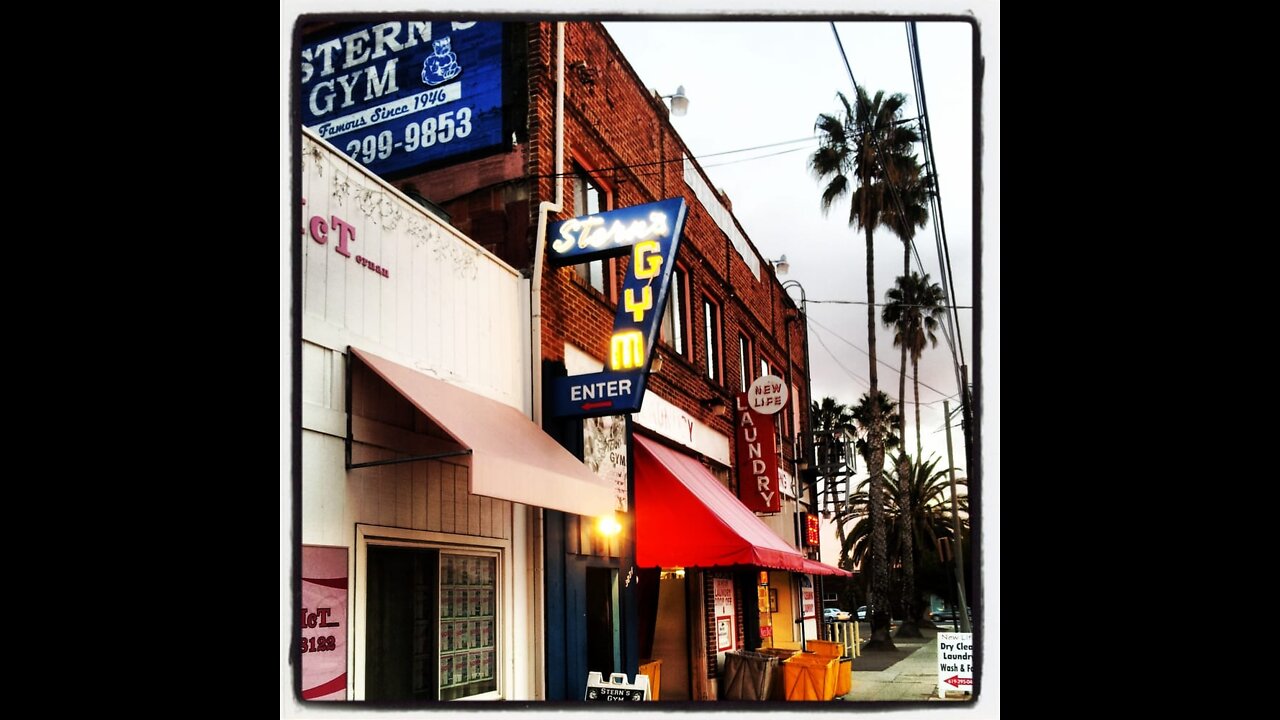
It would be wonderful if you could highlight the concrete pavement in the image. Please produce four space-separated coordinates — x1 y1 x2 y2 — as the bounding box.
839 624 973 703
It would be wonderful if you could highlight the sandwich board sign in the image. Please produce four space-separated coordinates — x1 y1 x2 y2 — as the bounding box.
936 632 973 698
584 671 651 701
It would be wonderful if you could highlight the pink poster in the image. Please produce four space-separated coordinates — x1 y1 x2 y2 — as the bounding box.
301 545 347 700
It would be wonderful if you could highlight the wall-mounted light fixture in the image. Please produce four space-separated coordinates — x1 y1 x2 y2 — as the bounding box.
769 254 789 275
656 85 690 116
568 60 598 85
701 396 730 417
597 514 622 537
650 354 664 374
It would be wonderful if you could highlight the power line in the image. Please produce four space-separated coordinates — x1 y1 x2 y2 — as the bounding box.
807 316 953 400
906 22 968 398
530 135 819 180
831 23 860 95
810 324 872 390
808 299 972 310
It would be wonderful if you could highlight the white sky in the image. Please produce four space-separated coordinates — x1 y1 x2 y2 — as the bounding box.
606 19 974 486
282 3 999 717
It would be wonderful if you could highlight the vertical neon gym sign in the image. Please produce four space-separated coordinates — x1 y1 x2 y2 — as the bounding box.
547 197 687 418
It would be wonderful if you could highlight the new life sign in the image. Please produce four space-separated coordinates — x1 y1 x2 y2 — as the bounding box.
735 375 788 513
550 198 687 418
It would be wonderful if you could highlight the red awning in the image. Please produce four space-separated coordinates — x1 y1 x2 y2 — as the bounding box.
350 347 615 518
635 435 816 572
803 558 853 577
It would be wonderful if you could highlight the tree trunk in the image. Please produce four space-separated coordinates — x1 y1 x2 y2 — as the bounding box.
893 244 920 640
894 452 921 638
914 355 923 459
864 220 896 652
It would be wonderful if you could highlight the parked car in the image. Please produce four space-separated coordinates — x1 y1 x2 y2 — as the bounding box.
929 606 971 623
822 607 851 622
929 607 958 623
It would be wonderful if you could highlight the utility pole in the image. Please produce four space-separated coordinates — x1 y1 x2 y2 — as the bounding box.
943 400 971 633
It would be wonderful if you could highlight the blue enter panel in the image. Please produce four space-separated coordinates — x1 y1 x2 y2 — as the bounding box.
552 371 650 419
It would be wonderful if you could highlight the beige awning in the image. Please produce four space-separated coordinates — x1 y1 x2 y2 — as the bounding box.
350 347 615 518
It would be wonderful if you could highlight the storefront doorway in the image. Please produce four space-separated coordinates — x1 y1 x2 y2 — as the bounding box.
365 546 499 701
585 567 620 677
650 572 690 699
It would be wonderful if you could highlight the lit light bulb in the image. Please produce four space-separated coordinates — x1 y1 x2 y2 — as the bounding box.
598 515 622 537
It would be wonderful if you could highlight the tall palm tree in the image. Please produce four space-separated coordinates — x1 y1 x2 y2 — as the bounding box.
811 87 920 651
883 273 947 457
848 391 900 470
879 161 931 639
810 396 856 570
838 453 968 625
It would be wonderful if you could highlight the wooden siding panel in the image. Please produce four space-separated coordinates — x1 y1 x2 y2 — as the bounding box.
301 135 527 407
467 473 482 536
362 216 382 344
440 464 455 533
301 342 327 407
426 462 442 532
456 468 473 536
410 461 425 530
395 461 412 529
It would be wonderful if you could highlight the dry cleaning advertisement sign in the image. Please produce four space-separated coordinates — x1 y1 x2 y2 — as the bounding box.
936 632 973 695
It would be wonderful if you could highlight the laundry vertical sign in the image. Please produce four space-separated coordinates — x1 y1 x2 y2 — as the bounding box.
735 392 780 513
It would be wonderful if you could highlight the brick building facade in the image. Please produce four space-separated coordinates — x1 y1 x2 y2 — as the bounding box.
298 19 837 702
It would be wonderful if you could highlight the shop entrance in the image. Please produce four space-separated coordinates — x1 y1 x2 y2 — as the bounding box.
650 572 690 699
366 546 438 700
584 567 620 677
365 546 500 701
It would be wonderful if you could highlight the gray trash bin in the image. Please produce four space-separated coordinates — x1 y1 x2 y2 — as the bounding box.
721 650 780 701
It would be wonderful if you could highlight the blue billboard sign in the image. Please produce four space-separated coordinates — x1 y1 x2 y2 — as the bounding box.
549 198 688 418
300 21 506 176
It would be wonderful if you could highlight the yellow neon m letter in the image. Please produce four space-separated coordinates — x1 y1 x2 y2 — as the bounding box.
610 331 646 369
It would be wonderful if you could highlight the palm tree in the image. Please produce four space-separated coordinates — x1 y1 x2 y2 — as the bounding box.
837 453 968 626
883 273 947 458
810 396 856 572
879 162 931 639
811 87 921 651
848 391 900 470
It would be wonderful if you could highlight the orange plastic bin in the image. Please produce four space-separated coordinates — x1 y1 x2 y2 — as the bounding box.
805 639 850 696
781 652 838 701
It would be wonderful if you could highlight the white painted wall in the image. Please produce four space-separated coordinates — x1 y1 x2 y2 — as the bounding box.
298 130 537 700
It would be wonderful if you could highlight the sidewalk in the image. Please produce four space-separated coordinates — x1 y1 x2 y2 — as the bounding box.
838 624 972 703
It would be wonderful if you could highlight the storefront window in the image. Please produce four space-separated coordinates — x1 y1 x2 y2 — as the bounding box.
438 554 498 700
365 546 499 701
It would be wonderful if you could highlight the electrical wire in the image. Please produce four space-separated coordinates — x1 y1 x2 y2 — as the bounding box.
807 316 953 400
530 135 819 179
808 299 971 310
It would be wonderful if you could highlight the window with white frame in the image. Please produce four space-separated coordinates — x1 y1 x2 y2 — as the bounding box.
703 297 721 383
659 266 687 356
572 165 608 296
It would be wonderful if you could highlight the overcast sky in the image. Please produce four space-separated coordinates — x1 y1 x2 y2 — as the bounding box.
606 19 974 477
